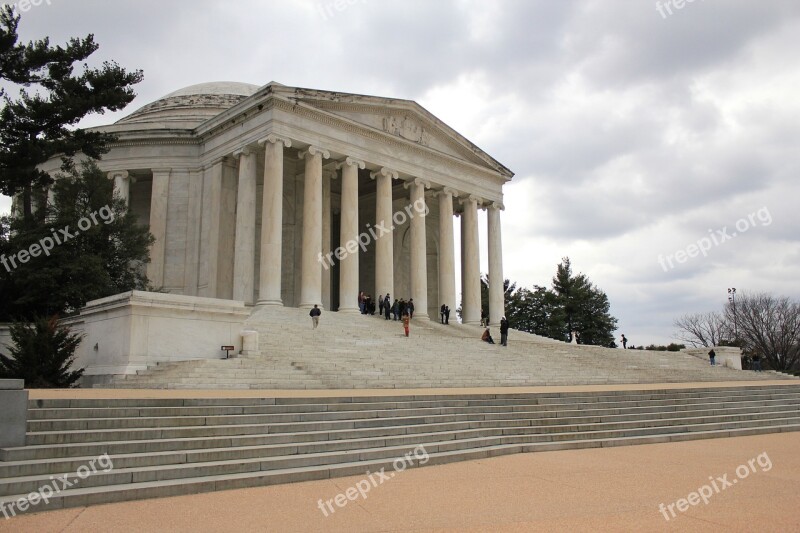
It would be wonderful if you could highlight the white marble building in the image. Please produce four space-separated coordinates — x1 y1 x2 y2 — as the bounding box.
30 81 514 380
72 82 513 320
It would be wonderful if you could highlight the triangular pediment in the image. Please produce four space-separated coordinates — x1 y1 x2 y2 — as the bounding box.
272 86 512 178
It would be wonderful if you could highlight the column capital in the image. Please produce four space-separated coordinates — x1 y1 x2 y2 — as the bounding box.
369 167 398 181
258 134 292 148
437 186 459 198
459 194 482 207
336 156 366 170
403 177 431 190
233 146 255 158
107 170 129 180
487 201 505 211
298 145 331 160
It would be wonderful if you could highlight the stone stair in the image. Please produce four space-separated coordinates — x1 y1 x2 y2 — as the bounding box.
106 306 792 389
1 385 799 514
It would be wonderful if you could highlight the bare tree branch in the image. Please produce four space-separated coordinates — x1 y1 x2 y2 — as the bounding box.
673 312 729 348
724 293 800 371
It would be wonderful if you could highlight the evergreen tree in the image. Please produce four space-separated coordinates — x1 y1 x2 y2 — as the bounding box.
0 6 143 218
494 258 619 347
551 257 618 346
0 160 154 320
0 316 84 388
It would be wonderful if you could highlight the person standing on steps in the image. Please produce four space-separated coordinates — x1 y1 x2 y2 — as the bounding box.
384 295 392 320
378 294 385 316
621 334 627 349
402 311 411 337
392 298 399 321
480 308 488 327
752 353 762 372
444 305 451 325
440 304 446 324
310 304 322 329
500 316 509 347
708 348 716 366
408 299 415 319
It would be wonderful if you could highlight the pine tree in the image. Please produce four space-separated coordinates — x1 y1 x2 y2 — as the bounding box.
0 316 84 388
0 6 143 218
0 160 154 320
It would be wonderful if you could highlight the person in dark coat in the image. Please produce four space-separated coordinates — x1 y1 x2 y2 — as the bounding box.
408 299 415 319
440 304 446 324
384 294 391 320
500 316 509 347
708 349 716 366
444 305 451 325
392 299 399 320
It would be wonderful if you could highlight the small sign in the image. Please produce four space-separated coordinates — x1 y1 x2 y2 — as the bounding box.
221 346 235 359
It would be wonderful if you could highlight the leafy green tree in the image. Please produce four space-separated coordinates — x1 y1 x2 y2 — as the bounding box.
0 160 154 320
0 5 142 218
0 316 84 388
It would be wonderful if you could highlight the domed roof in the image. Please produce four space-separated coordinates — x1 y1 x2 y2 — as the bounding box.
117 81 261 127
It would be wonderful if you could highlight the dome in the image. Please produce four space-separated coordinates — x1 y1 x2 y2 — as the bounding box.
117 81 261 127
162 81 260 99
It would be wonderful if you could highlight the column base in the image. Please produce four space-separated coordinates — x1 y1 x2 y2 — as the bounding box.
412 314 430 321
256 300 283 307
338 307 360 314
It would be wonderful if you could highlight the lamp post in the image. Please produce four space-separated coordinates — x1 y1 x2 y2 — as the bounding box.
728 288 737 342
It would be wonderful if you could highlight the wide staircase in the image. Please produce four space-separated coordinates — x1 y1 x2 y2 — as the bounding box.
107 306 789 389
2 385 800 513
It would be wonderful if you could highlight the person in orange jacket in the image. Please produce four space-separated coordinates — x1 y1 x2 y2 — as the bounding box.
402 312 410 337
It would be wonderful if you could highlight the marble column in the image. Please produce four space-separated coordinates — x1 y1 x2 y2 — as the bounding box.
232 148 258 303
338 157 364 313
299 145 330 309
370 167 398 299
406 178 430 319
321 168 332 311
147 169 171 288
437 188 457 320
257 134 291 306
461 195 481 325
109 171 131 208
202 161 223 298
488 202 505 325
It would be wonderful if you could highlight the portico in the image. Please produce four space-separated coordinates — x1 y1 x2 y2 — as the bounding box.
44 82 513 324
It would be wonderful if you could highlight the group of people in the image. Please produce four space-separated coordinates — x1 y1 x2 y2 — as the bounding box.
358 292 417 321
315 295 511 345
481 316 510 347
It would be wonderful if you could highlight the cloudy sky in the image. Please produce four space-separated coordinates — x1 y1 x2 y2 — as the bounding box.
3 0 799 344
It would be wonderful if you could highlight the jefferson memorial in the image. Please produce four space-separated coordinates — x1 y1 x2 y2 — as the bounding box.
34 81 514 380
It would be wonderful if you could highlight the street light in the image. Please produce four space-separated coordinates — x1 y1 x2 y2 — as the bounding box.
728 288 737 342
